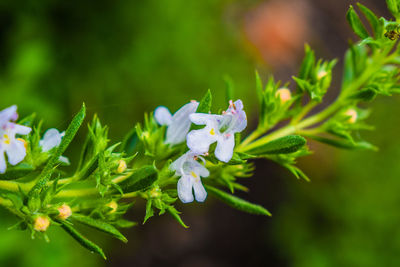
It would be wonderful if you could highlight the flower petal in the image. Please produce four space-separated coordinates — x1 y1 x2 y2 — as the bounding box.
166 102 198 144
189 113 222 125
6 139 26 165
187 128 218 154
12 124 32 135
177 175 194 203
0 151 6 173
0 105 18 126
59 156 70 165
193 161 210 177
40 128 63 152
154 106 172 126
193 180 207 202
215 135 235 163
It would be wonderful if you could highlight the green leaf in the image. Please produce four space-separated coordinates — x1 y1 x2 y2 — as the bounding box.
386 0 399 17
247 135 306 155
72 214 127 243
58 220 106 259
29 104 86 197
255 70 264 102
143 200 154 224
298 44 315 81
349 88 377 102
167 206 189 228
113 219 137 228
310 135 377 150
120 128 139 155
196 89 212 113
0 163 35 180
205 185 271 216
357 3 382 38
346 5 369 39
118 165 158 193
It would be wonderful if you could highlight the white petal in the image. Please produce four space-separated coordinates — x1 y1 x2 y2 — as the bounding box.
187 128 218 154
0 105 18 125
59 156 70 165
177 176 194 203
193 180 207 202
0 151 6 173
215 135 235 163
170 153 188 175
189 113 222 125
193 161 209 177
40 128 63 152
166 102 199 144
13 124 32 135
6 140 26 165
154 106 172 126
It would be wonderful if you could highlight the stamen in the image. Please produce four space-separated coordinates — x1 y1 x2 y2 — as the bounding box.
209 128 215 135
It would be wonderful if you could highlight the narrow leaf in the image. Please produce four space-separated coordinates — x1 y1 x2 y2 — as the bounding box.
357 3 382 37
59 220 106 259
196 89 212 113
247 135 306 155
29 104 86 196
346 5 369 39
118 165 158 193
72 214 127 243
205 185 271 216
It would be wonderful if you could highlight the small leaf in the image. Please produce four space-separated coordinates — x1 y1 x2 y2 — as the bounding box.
29 104 86 196
346 5 369 39
247 135 306 155
72 214 127 243
386 0 399 17
357 3 382 38
0 163 35 180
255 70 264 103
298 44 315 80
143 200 154 224
310 135 377 150
196 89 212 113
59 220 106 259
118 165 158 193
205 185 271 216
167 206 189 228
113 219 137 228
349 88 377 102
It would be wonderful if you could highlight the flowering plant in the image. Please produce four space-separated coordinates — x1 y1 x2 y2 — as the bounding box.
0 1 399 259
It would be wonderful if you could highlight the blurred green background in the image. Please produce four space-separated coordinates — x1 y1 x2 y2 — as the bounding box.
0 0 398 266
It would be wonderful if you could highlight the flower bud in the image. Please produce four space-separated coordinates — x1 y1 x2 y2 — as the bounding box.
344 109 357 123
106 201 118 214
57 204 72 220
275 88 292 103
317 69 328 80
150 186 161 198
117 160 127 174
33 216 50 232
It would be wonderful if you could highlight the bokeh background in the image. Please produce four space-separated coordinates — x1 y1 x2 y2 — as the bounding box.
0 0 398 266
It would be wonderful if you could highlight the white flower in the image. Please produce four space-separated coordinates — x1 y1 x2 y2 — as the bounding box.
40 128 65 152
170 151 209 203
0 105 31 173
187 100 247 163
154 101 199 145
39 128 70 165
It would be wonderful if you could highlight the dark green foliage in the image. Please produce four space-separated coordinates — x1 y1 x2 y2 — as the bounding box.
247 135 306 155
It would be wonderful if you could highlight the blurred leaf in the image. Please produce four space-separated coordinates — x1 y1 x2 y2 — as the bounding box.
205 185 271 216
196 89 212 113
247 135 306 155
357 3 383 38
347 5 369 39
